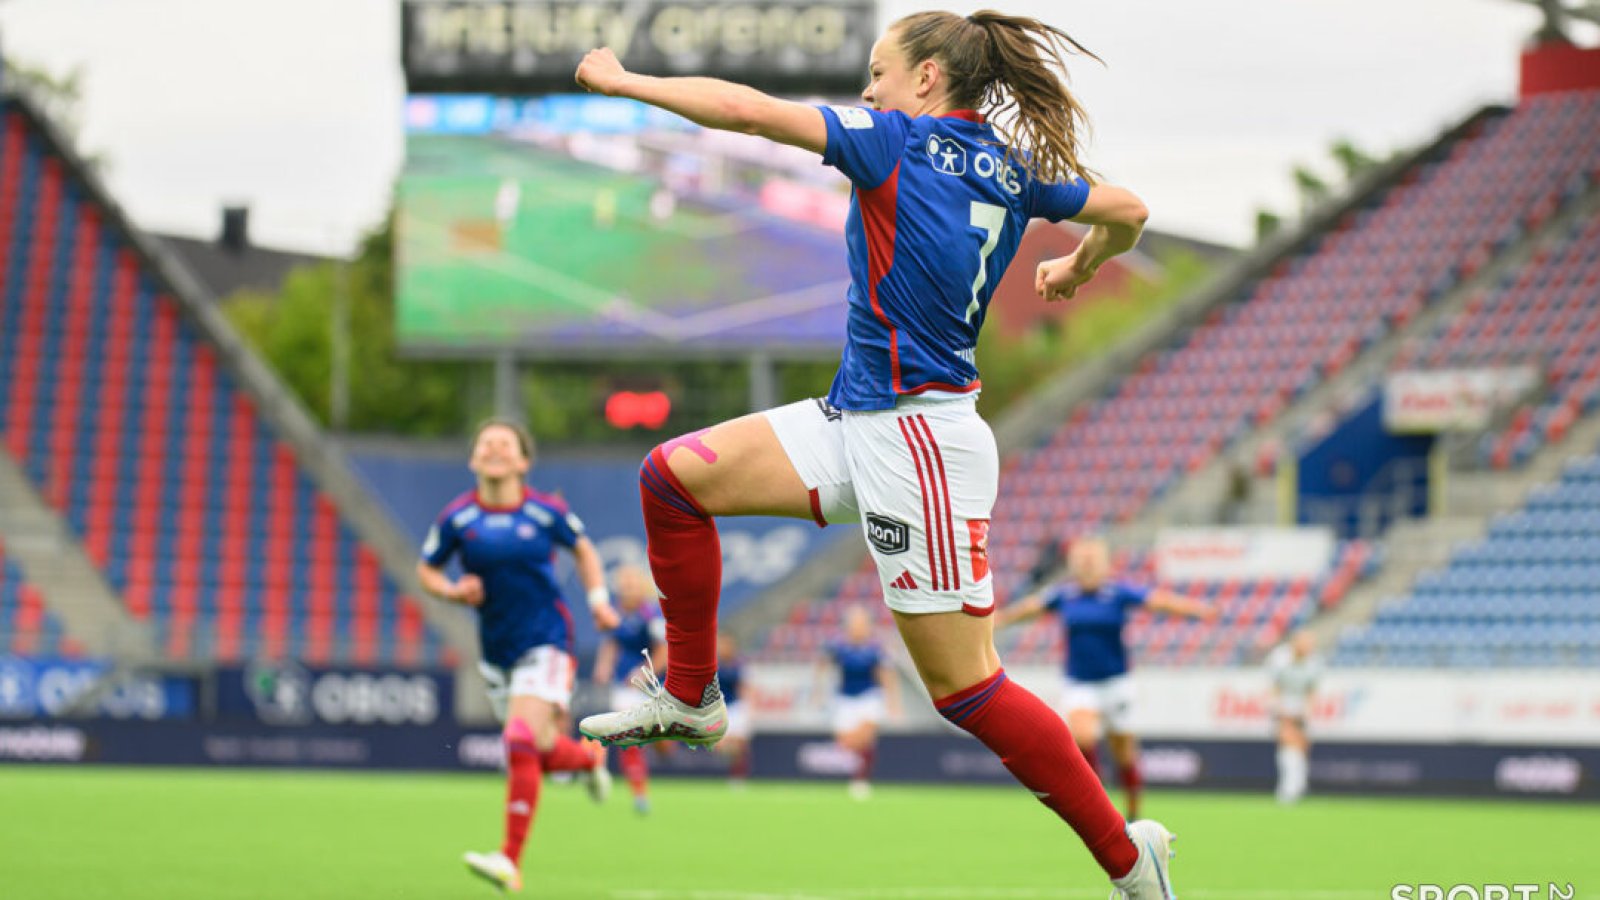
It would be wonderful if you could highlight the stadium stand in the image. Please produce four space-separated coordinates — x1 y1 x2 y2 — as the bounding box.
1334 445 1600 668
0 98 453 666
1393 211 1600 470
0 537 76 657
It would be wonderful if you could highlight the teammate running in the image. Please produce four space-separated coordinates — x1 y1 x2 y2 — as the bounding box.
1266 629 1321 805
591 564 667 814
417 419 620 893
820 605 900 799
715 632 754 787
576 11 1178 896
998 537 1216 820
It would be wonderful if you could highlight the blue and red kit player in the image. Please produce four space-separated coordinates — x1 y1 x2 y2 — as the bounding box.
417 419 621 893
576 10 1176 896
591 564 667 814
1000 537 1214 819
715 632 753 785
820 606 901 799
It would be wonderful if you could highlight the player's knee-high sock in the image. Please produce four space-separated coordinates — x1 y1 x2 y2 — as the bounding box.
1277 745 1307 803
936 670 1138 880
619 745 650 797
501 722 543 865
1117 760 1142 820
1079 742 1102 781
856 745 876 783
538 735 599 773
639 445 721 707
729 746 751 781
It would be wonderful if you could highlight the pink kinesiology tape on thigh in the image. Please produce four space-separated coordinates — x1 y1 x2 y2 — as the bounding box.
658 428 718 465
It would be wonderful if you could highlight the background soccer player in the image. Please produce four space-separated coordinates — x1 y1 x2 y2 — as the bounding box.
820 605 901 799
592 564 667 814
417 419 621 893
1267 629 1322 805
576 10 1179 895
998 537 1216 820
715 632 753 787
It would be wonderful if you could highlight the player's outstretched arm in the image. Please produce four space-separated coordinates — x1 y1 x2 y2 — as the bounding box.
993 592 1050 630
576 48 826 154
416 562 482 606
1146 588 1218 622
1036 185 1149 301
571 537 620 630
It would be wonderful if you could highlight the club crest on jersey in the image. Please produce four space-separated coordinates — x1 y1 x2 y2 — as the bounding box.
830 105 874 129
865 513 910 555
516 523 535 539
926 135 967 176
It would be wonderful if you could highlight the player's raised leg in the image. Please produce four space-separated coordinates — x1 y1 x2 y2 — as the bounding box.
580 412 821 746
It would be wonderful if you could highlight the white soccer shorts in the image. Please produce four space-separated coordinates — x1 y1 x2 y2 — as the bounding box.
832 689 887 734
479 645 576 723
1062 674 1137 734
766 395 997 616
724 699 753 741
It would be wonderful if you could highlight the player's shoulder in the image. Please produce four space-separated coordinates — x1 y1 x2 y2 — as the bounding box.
524 487 570 515
439 490 479 523
824 104 912 132
1111 579 1150 598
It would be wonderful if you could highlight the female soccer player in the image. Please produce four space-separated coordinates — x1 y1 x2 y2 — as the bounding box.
591 564 667 814
998 537 1217 820
418 419 621 893
819 605 901 799
576 11 1177 895
1267 629 1321 804
715 631 754 787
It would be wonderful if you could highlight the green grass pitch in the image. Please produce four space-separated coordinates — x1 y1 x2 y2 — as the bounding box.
2 766 1596 899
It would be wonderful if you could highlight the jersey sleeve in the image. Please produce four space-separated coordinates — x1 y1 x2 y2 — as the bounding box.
1027 177 1092 222
817 105 911 190
1116 582 1151 609
420 510 461 568
546 504 585 550
1040 586 1067 612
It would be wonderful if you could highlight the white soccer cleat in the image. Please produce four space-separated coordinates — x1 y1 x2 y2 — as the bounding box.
583 740 613 804
848 779 872 801
578 653 727 748
1109 820 1177 899
464 850 522 893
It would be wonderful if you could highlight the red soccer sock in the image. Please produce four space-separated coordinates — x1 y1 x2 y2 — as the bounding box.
639 444 722 707
1080 742 1102 781
856 746 876 782
936 670 1137 880
501 730 542 865
619 745 650 798
538 734 598 773
1118 761 1142 821
729 747 752 780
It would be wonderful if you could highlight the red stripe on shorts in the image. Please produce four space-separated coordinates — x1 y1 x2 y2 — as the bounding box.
914 414 960 592
897 417 943 591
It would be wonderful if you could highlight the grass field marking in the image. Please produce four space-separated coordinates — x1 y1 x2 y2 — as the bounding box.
611 883 1376 890
404 213 682 338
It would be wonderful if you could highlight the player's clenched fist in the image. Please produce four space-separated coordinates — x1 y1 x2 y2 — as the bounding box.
575 48 627 95
1035 253 1099 302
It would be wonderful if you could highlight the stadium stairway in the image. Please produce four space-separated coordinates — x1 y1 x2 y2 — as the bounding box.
0 89 479 683
0 447 145 656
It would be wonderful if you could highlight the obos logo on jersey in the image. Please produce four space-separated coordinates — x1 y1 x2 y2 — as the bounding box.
866 514 910 555
926 135 967 175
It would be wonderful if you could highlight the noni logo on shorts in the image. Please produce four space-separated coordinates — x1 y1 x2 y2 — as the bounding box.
865 514 910 555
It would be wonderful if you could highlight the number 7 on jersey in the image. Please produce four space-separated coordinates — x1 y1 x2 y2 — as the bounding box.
967 202 1006 324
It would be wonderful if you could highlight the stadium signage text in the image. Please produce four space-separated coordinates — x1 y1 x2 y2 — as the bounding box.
403 1 876 94
1391 886 1575 900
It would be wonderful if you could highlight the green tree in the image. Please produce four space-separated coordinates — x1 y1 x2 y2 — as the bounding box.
224 220 479 436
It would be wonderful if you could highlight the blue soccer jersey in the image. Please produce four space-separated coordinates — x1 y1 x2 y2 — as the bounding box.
1043 581 1151 682
828 641 885 698
816 104 1091 411
609 607 664 684
422 488 586 669
719 657 744 705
